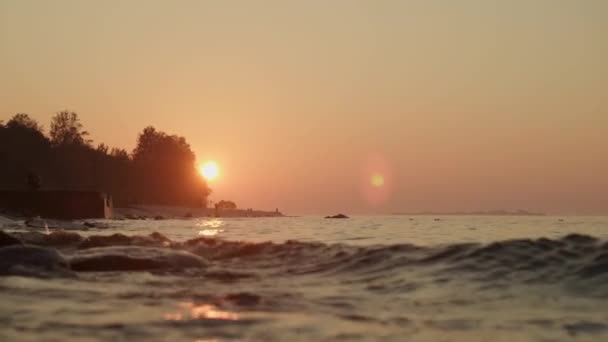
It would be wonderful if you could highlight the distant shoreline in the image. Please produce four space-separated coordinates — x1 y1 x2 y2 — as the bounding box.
0 204 284 221
391 210 545 217
113 205 284 220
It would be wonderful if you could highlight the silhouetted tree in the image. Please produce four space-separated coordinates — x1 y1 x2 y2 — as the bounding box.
132 126 210 206
96 143 109 155
216 200 237 210
50 111 91 146
110 148 129 161
0 114 51 190
1 111 210 207
7 113 43 132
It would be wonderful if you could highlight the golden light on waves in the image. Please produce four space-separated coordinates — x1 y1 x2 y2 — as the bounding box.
164 302 239 322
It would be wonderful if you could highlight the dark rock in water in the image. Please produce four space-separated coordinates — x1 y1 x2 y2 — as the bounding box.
0 214 18 226
564 321 608 337
79 233 133 249
154 215 165 220
70 246 208 272
79 232 172 249
0 245 71 276
24 218 41 228
148 232 172 245
8 230 83 247
83 221 97 228
184 212 193 218
125 214 147 220
563 234 597 244
0 231 22 247
44 230 84 246
224 292 262 306
325 214 349 219
10 231 47 245
24 218 88 230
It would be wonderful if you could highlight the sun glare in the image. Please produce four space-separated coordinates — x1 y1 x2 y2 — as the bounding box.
371 174 384 187
199 161 219 181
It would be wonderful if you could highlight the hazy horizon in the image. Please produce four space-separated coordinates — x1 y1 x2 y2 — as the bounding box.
1 0 607 215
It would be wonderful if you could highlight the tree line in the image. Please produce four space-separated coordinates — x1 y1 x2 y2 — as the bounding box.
0 111 210 207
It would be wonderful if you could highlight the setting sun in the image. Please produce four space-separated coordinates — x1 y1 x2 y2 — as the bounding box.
199 161 219 181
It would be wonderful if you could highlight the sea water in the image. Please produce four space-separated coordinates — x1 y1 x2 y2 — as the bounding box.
1 215 607 341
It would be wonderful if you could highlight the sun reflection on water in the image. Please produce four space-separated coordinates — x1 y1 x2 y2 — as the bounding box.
197 219 225 236
164 302 239 322
199 229 223 236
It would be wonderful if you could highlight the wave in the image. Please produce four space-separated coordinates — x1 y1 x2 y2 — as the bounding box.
1 230 608 285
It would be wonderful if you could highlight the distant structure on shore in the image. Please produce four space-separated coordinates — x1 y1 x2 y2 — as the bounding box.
0 190 113 219
113 205 282 219
392 209 545 216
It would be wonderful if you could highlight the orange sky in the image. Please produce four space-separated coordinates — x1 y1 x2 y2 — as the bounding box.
1 0 607 214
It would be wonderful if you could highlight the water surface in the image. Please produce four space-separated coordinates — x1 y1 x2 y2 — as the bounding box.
1 215 607 341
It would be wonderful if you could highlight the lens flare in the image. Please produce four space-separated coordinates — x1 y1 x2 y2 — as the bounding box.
371 174 384 187
360 155 393 206
164 302 240 322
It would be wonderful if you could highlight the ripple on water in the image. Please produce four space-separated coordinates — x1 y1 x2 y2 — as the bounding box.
2 218 608 341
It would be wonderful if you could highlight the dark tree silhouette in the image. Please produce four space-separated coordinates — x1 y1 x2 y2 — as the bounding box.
132 126 210 207
96 143 109 155
7 113 43 132
50 111 91 146
0 114 51 190
1 111 210 207
216 200 237 210
110 148 129 160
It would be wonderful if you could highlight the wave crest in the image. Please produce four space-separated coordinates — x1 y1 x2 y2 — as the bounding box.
2 230 608 283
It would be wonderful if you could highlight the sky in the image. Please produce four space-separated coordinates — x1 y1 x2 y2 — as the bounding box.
1 0 607 215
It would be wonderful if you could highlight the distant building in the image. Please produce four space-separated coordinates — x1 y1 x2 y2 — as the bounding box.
0 190 113 219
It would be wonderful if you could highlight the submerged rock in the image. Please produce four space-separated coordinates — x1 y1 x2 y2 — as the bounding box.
124 214 147 220
9 231 47 245
70 246 208 272
0 215 17 226
79 233 132 249
24 218 88 230
0 231 22 247
10 230 83 247
79 232 172 249
148 232 172 245
0 245 71 276
44 230 84 246
325 214 349 219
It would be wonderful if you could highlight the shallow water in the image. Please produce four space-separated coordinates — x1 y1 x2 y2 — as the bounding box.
1 215 608 341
